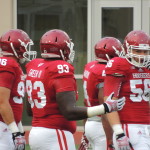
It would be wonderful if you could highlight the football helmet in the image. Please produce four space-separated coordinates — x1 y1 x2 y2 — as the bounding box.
123 30 150 67
0 29 36 63
40 29 75 63
94 37 124 62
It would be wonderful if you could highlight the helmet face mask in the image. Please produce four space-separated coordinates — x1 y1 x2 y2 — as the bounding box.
124 30 150 67
0 29 37 63
40 29 75 63
94 37 124 62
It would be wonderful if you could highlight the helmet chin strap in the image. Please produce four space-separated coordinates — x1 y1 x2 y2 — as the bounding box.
106 54 110 61
60 50 65 61
10 42 19 59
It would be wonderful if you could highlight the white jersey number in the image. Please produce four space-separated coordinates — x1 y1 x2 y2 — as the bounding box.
130 79 150 102
26 80 46 108
57 64 69 73
13 81 25 104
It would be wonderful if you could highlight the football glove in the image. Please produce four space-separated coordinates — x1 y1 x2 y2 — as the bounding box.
78 133 90 150
12 132 26 150
104 92 125 113
116 133 133 150
108 144 115 150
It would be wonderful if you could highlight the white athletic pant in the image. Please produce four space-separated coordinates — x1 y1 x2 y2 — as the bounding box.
113 124 150 150
85 120 106 150
0 121 15 150
29 127 76 150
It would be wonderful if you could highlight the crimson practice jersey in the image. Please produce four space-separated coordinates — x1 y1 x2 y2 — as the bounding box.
26 59 78 133
0 57 25 124
83 61 106 107
105 57 150 124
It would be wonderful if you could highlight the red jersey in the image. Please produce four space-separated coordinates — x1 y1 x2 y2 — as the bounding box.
83 61 106 107
105 57 150 124
26 58 78 133
0 57 25 124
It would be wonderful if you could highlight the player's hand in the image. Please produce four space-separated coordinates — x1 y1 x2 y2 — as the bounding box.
108 144 115 150
12 132 26 150
116 133 132 150
78 133 90 150
104 92 125 113
20 132 26 150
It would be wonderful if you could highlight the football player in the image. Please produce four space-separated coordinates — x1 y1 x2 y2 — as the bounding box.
78 37 123 150
25 29 125 150
0 29 36 150
104 30 150 150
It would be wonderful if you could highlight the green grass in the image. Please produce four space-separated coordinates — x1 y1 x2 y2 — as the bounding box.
25 145 30 150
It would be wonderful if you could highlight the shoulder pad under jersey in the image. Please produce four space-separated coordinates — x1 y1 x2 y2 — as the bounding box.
0 57 20 75
45 60 75 78
105 57 130 76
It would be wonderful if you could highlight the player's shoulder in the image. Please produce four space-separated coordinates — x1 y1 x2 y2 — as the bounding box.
108 57 129 67
105 57 129 75
47 60 74 70
26 58 44 68
84 61 97 69
0 57 19 67
0 57 20 74
0 57 20 70
45 60 74 77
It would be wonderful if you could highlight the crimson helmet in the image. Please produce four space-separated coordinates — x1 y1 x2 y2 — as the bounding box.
0 29 36 63
94 37 124 62
123 30 150 67
40 29 75 63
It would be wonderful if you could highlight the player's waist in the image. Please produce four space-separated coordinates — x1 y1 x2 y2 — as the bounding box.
87 116 101 122
32 116 77 133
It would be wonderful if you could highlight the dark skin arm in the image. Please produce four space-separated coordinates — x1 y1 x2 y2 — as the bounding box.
56 91 88 121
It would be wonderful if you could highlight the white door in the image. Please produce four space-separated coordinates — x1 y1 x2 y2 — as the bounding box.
88 0 147 61
142 0 150 34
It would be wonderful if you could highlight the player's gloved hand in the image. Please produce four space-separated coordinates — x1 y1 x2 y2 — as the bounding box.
20 132 26 150
108 144 115 150
12 132 26 150
78 132 90 150
104 92 125 113
116 133 132 150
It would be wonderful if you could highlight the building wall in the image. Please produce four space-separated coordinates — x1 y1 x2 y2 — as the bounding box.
0 0 16 35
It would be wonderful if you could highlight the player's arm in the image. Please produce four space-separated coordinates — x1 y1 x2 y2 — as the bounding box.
98 87 114 147
0 86 17 127
0 71 25 149
104 74 132 149
0 71 19 131
104 75 124 127
55 78 125 121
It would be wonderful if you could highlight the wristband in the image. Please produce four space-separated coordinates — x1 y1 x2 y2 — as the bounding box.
103 103 109 113
112 124 124 135
18 121 24 133
8 121 19 133
87 105 105 118
116 133 125 139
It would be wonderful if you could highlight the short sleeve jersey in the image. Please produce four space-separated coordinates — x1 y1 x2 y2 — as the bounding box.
0 57 25 124
26 58 78 133
83 61 106 107
105 57 150 124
